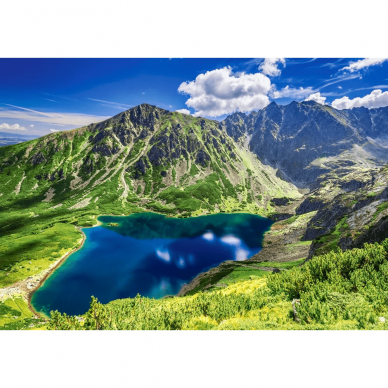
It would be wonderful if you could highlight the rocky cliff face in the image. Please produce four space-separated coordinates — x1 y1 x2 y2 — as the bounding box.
221 101 388 187
0 104 300 221
220 112 247 143
295 165 388 258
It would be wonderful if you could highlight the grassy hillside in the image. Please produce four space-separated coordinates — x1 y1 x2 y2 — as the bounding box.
0 297 46 330
0 104 300 288
48 239 388 330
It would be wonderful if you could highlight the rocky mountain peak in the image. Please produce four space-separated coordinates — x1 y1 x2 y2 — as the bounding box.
222 102 388 188
266 101 279 108
301 100 320 107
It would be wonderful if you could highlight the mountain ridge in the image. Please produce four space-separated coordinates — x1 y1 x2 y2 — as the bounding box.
221 100 388 187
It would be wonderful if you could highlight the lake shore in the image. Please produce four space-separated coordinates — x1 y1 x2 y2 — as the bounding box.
1 211 270 317
26 227 87 318
6 211 272 318
0 228 86 319
25 216 108 317
1 216 107 318
30 212 272 315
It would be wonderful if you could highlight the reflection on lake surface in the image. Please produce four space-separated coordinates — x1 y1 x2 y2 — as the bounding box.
32 213 272 316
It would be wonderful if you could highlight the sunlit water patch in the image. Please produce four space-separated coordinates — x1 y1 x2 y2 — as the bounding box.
32 213 272 316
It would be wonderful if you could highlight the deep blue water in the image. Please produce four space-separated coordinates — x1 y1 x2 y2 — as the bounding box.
31 212 272 316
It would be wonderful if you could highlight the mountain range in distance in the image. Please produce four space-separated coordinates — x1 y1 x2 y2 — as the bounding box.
222 100 388 187
0 131 40 147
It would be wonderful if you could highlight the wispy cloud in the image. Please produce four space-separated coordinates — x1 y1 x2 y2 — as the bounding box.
321 84 388 98
318 73 361 90
316 58 346 69
320 91 349 97
87 98 132 111
352 84 388 92
244 58 316 71
277 73 364 100
42 98 56 103
0 104 109 126
285 58 318 65
340 58 388 73
243 58 264 71
40 92 77 101
271 85 315 99
4 104 53 117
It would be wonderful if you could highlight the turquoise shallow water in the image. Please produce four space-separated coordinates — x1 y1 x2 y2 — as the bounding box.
32 212 272 316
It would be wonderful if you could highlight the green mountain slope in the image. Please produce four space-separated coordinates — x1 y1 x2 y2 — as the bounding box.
0 104 300 287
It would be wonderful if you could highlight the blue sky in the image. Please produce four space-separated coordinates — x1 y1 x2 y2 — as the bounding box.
1 58 388 136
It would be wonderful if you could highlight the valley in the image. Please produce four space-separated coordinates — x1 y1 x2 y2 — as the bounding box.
1 101 388 330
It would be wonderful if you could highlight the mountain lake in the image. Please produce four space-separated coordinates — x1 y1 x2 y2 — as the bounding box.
31 212 272 316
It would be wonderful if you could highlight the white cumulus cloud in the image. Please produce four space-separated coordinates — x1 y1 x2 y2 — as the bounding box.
50 129 60 132
271 85 315 99
176 109 191 115
331 89 388 110
341 58 388 73
178 66 271 117
0 123 27 131
304 92 327 105
259 58 286 77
